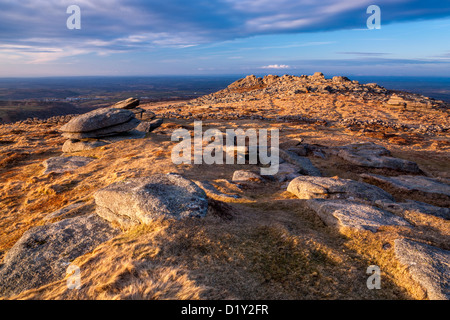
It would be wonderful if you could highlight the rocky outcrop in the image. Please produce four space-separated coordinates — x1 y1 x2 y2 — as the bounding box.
0 214 119 297
94 173 208 228
287 176 394 202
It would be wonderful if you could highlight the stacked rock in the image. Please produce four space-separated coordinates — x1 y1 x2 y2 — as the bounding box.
60 98 164 153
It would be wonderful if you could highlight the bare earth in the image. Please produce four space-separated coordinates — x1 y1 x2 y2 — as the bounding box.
0 73 449 300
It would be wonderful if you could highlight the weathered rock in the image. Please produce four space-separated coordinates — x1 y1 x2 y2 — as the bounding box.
94 173 208 228
361 174 450 197
306 199 409 232
44 201 84 220
43 156 94 174
232 170 264 182
287 176 394 202
136 118 163 133
111 98 139 109
375 199 450 220
60 108 135 133
62 139 110 153
330 142 420 173
0 214 119 297
394 239 450 300
278 149 321 176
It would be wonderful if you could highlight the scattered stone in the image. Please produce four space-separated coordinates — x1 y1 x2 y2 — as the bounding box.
111 97 139 109
0 214 119 297
394 239 450 300
375 200 450 220
232 170 264 183
306 199 409 232
287 176 394 202
94 173 208 228
62 139 110 153
361 174 450 197
329 142 420 173
43 156 94 174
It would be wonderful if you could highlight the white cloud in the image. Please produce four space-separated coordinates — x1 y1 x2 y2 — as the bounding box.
260 64 290 69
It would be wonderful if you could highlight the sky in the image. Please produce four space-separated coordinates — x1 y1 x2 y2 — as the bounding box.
0 0 450 77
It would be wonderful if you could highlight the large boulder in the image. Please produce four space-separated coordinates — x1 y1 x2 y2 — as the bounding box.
278 149 321 176
94 173 208 228
60 108 135 133
394 239 450 300
43 156 94 174
0 214 119 297
287 176 394 202
306 199 409 232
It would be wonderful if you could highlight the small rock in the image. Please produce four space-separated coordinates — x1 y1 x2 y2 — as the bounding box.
232 170 264 182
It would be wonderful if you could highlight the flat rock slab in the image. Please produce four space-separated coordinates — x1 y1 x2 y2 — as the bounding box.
375 199 450 220
362 174 450 197
94 173 208 228
279 149 322 176
306 199 409 232
62 117 140 139
329 142 420 173
62 139 110 153
43 156 94 174
394 239 450 300
0 214 119 297
60 108 135 133
287 176 394 202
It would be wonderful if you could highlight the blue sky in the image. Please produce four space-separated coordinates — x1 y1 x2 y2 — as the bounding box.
0 0 449 77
